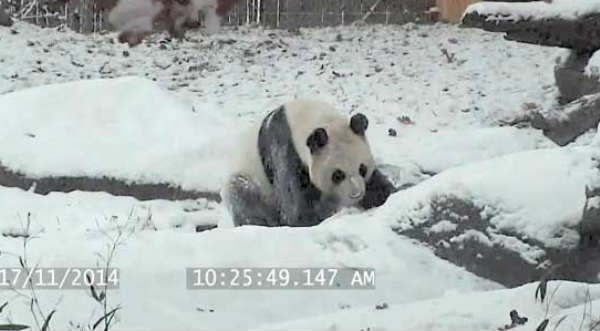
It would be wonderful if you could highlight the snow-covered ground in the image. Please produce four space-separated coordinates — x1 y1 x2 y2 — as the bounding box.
1 20 599 331
261 282 600 331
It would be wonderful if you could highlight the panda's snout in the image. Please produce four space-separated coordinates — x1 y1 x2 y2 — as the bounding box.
349 176 364 200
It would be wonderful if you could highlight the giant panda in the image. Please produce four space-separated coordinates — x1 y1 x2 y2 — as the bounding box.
222 100 396 227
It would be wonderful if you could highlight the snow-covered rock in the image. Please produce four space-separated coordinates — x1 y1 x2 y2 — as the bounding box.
0 76 235 195
465 0 600 21
463 1 600 54
555 50 600 104
382 145 599 285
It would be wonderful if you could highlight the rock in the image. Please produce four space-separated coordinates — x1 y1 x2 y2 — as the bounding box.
0 162 221 202
461 3 600 145
375 302 388 310
462 11 600 53
555 51 600 105
195 224 218 233
580 157 600 248
531 92 600 146
396 194 600 287
388 146 600 287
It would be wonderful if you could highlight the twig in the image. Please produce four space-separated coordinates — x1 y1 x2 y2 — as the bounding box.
360 0 384 22
441 48 455 64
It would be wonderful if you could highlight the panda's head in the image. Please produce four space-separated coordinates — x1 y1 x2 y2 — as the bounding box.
306 113 375 207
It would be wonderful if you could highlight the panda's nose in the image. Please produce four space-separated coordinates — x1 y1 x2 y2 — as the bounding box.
349 176 364 200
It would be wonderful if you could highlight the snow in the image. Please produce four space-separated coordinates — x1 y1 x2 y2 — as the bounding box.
0 20 564 130
0 186 499 330
0 21 558 189
0 76 235 191
428 220 457 233
465 0 600 21
0 19 598 331
586 50 600 80
371 126 552 175
260 281 600 331
450 229 493 247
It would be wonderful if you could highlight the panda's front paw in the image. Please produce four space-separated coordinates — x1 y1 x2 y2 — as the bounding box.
361 169 395 209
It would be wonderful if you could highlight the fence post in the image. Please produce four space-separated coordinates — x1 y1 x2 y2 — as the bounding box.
276 0 280 27
321 6 324 25
385 5 389 24
256 0 260 24
246 0 250 24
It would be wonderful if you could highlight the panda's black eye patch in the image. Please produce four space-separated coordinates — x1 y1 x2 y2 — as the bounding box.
332 169 346 184
359 164 367 177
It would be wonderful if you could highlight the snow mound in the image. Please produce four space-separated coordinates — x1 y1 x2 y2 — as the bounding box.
0 185 499 330
0 77 234 191
465 0 600 21
259 281 600 331
380 145 596 248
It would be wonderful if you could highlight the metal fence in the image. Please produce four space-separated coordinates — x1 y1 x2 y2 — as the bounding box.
228 0 437 29
1 0 437 33
1 0 104 32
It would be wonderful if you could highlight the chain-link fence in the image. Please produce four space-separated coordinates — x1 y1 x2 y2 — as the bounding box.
1 0 437 33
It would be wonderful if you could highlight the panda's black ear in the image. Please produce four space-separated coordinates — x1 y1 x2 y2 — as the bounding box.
350 113 369 136
306 128 328 154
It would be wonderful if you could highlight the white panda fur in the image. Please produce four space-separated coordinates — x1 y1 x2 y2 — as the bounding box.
222 99 394 227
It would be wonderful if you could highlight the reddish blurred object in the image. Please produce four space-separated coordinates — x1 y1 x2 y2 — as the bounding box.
94 0 239 46
436 0 480 23
216 0 237 16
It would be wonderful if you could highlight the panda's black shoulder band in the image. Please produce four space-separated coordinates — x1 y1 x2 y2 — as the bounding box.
258 106 284 185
